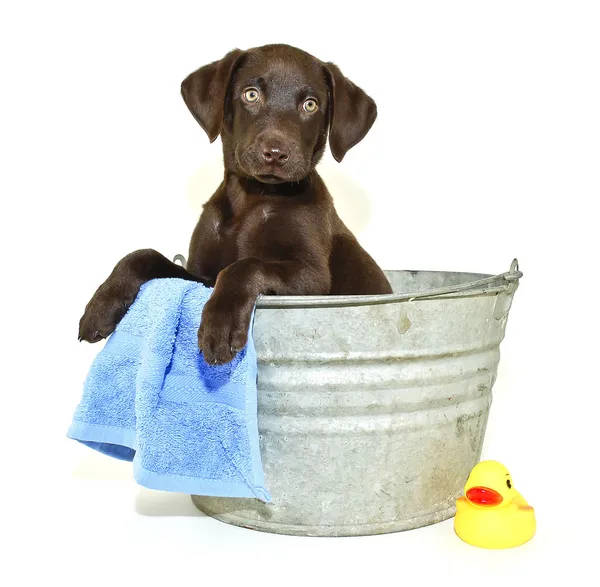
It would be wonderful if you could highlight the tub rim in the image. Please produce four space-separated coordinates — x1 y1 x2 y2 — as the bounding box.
172 255 522 310
255 259 522 309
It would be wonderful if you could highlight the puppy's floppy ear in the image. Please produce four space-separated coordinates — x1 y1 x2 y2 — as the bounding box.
181 49 245 142
324 63 377 162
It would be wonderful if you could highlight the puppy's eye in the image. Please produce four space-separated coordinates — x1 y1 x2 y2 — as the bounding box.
303 98 318 113
242 88 260 103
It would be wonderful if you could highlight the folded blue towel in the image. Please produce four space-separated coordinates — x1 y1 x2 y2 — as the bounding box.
68 278 271 502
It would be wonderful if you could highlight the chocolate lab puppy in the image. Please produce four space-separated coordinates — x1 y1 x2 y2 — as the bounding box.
79 44 392 364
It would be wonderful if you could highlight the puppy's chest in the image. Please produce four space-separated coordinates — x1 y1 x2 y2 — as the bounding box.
218 201 281 257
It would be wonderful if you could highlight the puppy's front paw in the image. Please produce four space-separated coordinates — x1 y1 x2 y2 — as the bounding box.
198 296 251 365
78 284 135 343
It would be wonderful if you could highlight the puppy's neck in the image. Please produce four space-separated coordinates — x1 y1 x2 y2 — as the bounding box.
235 175 312 197
224 171 321 210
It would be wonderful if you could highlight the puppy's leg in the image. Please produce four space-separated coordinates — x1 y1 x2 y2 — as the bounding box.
78 249 200 343
198 257 330 364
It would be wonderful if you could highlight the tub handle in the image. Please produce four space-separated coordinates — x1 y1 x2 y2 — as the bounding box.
256 259 523 308
173 254 187 267
402 258 522 302
492 258 520 320
504 258 520 281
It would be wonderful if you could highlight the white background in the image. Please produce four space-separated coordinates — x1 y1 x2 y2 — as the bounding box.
2 1 599 585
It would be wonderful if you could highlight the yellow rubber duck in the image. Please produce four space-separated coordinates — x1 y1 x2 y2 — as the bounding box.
454 460 536 548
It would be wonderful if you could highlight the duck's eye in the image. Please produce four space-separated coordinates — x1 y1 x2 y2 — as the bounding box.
242 88 260 103
303 98 318 113
506 479 512 489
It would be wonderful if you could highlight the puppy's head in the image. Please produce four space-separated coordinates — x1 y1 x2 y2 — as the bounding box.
181 44 377 184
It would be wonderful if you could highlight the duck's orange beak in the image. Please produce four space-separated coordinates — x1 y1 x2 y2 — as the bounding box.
466 486 503 506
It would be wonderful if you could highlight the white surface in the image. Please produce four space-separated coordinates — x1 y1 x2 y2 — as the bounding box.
2 1 599 585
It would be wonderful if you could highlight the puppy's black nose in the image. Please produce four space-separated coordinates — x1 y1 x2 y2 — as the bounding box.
262 144 289 165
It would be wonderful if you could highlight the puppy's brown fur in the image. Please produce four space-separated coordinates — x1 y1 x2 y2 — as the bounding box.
79 44 392 364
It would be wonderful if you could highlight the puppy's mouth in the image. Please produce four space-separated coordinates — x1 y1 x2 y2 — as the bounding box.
255 174 286 184
236 148 309 184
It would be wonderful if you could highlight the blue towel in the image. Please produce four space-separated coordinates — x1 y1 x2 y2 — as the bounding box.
68 278 271 502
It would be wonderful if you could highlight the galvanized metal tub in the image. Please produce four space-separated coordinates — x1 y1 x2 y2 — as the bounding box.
191 260 522 536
